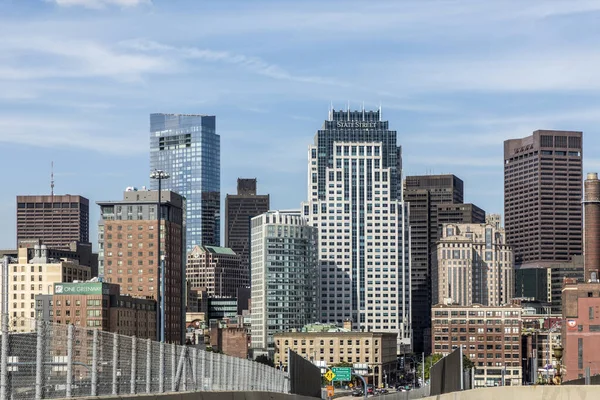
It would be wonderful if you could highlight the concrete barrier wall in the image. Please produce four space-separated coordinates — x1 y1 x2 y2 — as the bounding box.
421 386 599 400
71 391 317 400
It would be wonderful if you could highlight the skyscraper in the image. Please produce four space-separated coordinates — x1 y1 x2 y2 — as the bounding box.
302 108 411 352
225 178 270 279
250 210 318 356
150 113 220 252
16 194 90 250
403 174 465 354
97 189 186 343
504 130 583 266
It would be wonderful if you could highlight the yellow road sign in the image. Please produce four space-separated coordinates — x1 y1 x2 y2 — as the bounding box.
324 369 336 381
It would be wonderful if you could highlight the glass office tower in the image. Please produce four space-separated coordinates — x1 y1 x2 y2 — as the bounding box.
150 113 220 252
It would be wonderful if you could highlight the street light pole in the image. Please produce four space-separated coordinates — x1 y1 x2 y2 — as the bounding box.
150 170 170 343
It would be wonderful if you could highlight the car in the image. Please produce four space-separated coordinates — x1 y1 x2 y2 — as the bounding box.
351 389 364 397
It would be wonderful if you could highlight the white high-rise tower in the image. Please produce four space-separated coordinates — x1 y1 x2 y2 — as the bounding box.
301 108 411 352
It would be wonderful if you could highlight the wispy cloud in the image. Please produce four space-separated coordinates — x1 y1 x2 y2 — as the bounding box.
49 0 150 9
0 116 146 156
0 37 172 82
120 39 345 87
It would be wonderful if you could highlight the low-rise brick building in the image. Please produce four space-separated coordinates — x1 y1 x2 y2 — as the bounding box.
431 304 522 387
47 281 156 338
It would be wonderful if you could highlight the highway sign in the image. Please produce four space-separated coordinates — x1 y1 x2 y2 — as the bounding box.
324 370 336 381
332 367 352 381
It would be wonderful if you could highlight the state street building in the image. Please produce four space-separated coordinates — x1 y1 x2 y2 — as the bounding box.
301 107 411 352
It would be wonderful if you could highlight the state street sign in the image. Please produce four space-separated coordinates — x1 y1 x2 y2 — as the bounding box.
331 367 352 381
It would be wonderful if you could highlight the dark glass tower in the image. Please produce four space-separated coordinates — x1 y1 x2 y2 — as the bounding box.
150 113 220 252
225 178 270 284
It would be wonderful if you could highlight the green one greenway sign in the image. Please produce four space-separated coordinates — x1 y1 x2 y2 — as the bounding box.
54 283 111 295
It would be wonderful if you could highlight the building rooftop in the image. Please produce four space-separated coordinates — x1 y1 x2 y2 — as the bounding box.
203 246 237 256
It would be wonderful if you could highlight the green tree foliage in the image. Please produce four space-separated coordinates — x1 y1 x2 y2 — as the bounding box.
416 354 474 381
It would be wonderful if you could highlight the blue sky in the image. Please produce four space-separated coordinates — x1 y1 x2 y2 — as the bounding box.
2 0 600 249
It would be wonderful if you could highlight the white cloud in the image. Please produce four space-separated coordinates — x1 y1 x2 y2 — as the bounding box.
120 39 345 87
0 37 172 81
50 0 150 9
0 116 146 156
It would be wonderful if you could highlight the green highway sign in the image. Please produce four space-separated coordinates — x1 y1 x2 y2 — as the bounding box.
331 367 352 381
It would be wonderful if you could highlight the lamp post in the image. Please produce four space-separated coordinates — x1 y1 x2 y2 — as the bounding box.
150 169 170 343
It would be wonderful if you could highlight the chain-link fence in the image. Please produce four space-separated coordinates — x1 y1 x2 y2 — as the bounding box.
0 315 288 400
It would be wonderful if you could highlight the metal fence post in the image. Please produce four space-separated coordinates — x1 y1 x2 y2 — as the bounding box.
91 329 98 397
192 348 198 391
159 342 165 393
130 336 137 394
112 333 118 395
171 343 176 392
200 350 207 391
66 324 74 398
182 350 188 392
207 351 214 391
145 339 151 393
34 319 44 400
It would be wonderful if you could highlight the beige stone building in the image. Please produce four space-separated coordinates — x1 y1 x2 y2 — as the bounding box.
273 330 398 387
187 245 245 298
1 247 90 332
432 222 514 307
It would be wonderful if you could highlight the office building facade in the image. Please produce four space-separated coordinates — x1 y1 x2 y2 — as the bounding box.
150 113 220 251
250 210 318 355
2 247 90 332
274 331 398 387
432 222 514 307
225 178 270 279
97 189 186 343
16 195 90 250
504 130 583 266
431 304 523 387
403 174 465 354
302 109 411 353
186 245 245 297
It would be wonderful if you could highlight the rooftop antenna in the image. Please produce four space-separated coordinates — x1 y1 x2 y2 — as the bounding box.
362 101 365 121
329 101 333 121
51 161 55 197
379 102 382 121
347 100 350 121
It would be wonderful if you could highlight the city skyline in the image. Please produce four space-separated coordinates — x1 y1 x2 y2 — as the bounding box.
3 0 600 251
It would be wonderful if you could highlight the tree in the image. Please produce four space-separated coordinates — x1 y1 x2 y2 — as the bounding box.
416 354 443 381
255 354 275 367
462 355 475 371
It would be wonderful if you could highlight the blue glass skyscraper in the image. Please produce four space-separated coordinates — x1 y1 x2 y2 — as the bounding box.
150 113 220 252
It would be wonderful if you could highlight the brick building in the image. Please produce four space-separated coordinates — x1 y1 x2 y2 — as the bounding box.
431 304 522 387
97 189 185 343
49 281 156 338
562 283 600 381
16 194 90 250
